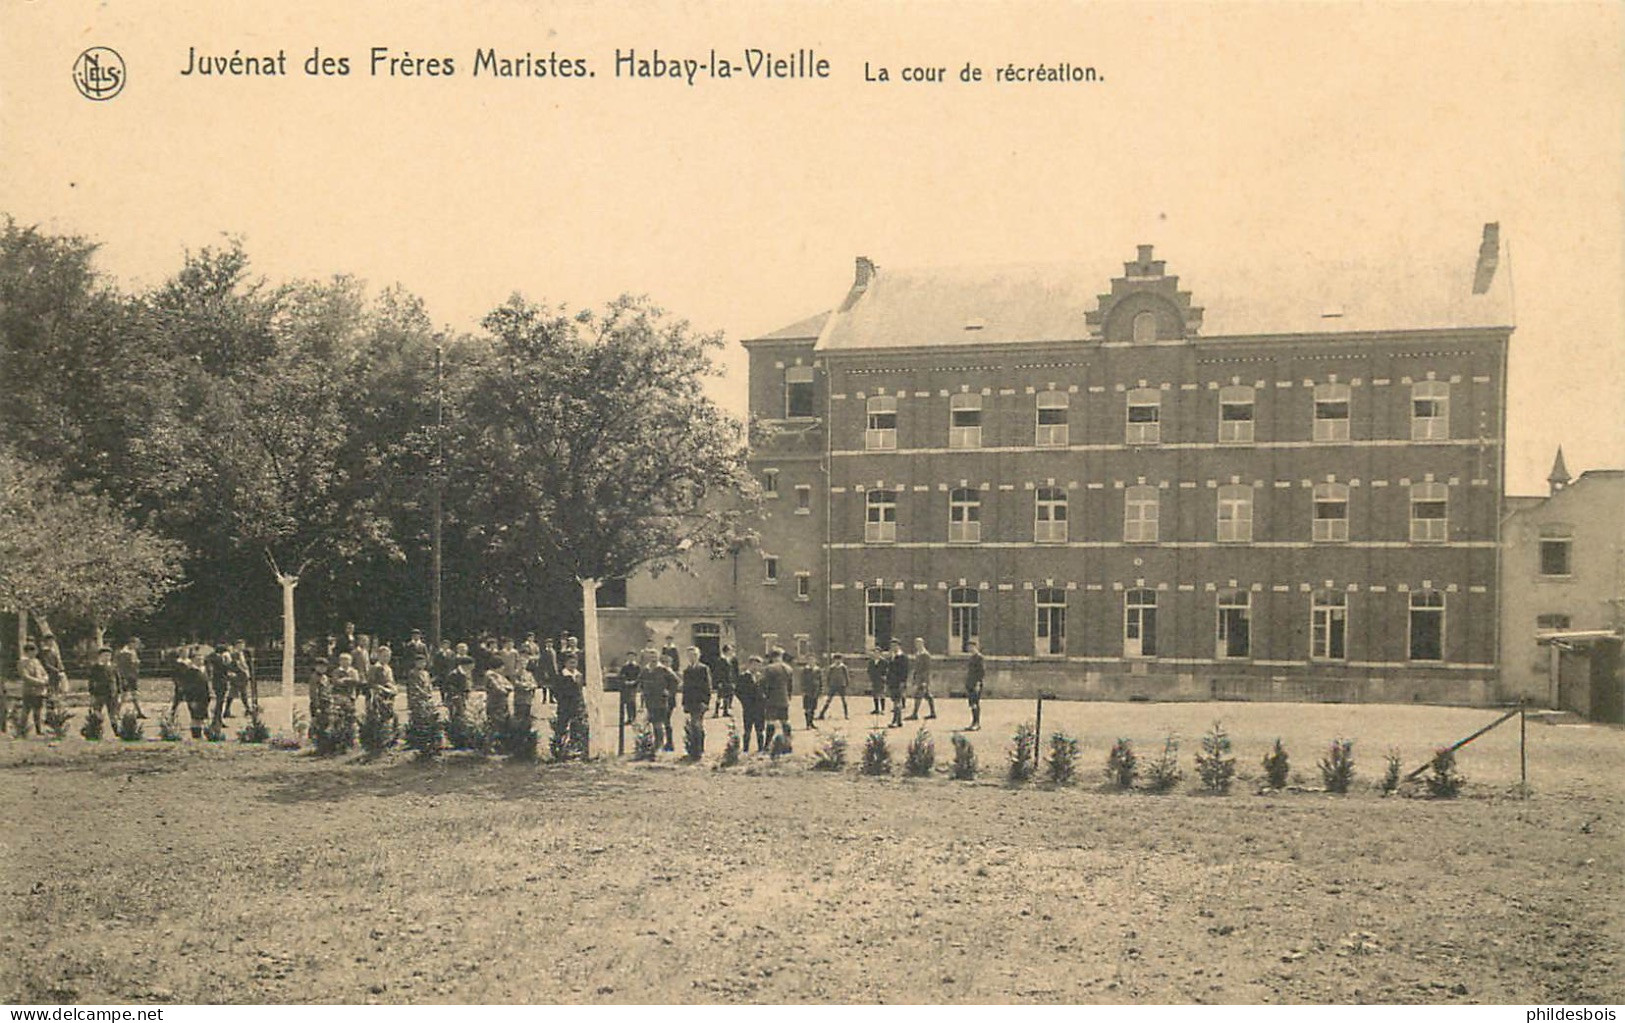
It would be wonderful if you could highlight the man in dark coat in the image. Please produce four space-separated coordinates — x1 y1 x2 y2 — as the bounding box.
206 644 233 723
885 640 910 728
553 653 586 755
617 652 641 726
680 647 712 754
176 650 213 739
964 640 985 731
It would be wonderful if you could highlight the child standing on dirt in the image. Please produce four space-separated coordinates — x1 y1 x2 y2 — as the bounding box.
819 653 850 721
761 648 794 752
87 647 121 726
799 655 821 729
963 641 984 731
735 655 765 752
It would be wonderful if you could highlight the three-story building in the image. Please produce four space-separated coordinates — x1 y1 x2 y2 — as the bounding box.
741 227 1512 703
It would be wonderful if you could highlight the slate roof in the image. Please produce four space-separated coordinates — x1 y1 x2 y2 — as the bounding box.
795 240 1514 353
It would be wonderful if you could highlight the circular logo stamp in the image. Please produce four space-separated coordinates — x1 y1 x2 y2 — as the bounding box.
72 47 126 100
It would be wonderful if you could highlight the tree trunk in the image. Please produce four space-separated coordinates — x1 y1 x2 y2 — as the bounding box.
278 573 298 735
579 577 607 758
15 609 26 676
92 622 107 652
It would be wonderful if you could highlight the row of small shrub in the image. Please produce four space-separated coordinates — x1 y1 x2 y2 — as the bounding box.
11 704 276 746
703 719 1465 798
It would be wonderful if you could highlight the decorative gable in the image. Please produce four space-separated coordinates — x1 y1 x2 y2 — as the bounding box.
1085 245 1204 342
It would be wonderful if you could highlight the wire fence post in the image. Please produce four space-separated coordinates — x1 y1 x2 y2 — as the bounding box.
1519 698 1527 796
1033 694 1044 774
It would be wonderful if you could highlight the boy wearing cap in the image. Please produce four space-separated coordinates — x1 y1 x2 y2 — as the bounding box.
404 649 436 723
441 654 475 726
760 648 794 752
735 655 766 752
617 652 641 726
637 648 675 752
115 638 145 719
906 637 937 721
799 654 822 729
176 651 213 739
819 652 850 721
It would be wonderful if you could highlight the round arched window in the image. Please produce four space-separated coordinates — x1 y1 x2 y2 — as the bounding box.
1132 310 1158 344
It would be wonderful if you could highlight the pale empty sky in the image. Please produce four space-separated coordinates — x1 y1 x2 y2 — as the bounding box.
3 1 1621 495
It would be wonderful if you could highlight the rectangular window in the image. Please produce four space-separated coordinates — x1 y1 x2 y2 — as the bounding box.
1035 487 1068 543
1217 484 1253 543
1313 483 1350 542
949 487 982 544
1410 483 1448 542
785 367 816 419
1124 485 1159 543
795 484 812 514
1313 383 1351 442
795 572 811 601
763 555 779 584
1411 381 1449 441
1218 386 1255 444
1409 590 1445 661
1126 388 1161 445
1035 588 1067 657
1536 613 1571 631
1216 590 1251 659
1124 589 1158 658
795 635 812 659
762 470 779 497
762 633 778 656
865 489 898 543
595 578 628 609
949 587 980 654
1539 537 1572 576
866 396 898 451
949 393 983 449
1036 391 1069 447
1311 591 1347 661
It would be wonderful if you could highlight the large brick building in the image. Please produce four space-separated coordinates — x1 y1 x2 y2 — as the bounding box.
738 227 1513 703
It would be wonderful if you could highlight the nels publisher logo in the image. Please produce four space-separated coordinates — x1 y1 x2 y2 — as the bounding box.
72 47 126 100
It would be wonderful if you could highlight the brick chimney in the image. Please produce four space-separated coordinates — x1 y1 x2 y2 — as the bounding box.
1472 222 1500 295
855 256 876 289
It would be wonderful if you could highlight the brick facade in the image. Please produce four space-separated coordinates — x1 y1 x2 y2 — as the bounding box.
740 237 1514 704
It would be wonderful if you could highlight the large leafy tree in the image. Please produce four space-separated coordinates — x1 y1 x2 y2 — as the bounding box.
0 450 184 656
450 294 757 751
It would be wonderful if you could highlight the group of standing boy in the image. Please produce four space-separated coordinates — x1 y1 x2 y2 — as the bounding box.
605 635 986 756
304 625 590 748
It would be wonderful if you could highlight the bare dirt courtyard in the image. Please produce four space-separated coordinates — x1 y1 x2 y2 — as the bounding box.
3 697 1620 1004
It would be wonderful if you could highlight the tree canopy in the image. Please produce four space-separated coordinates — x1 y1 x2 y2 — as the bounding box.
0 219 757 656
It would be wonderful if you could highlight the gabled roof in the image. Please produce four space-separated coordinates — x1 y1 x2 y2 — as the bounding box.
806 233 1515 353
747 310 830 343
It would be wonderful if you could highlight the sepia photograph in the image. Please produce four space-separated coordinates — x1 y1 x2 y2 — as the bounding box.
1 0 1622 1011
